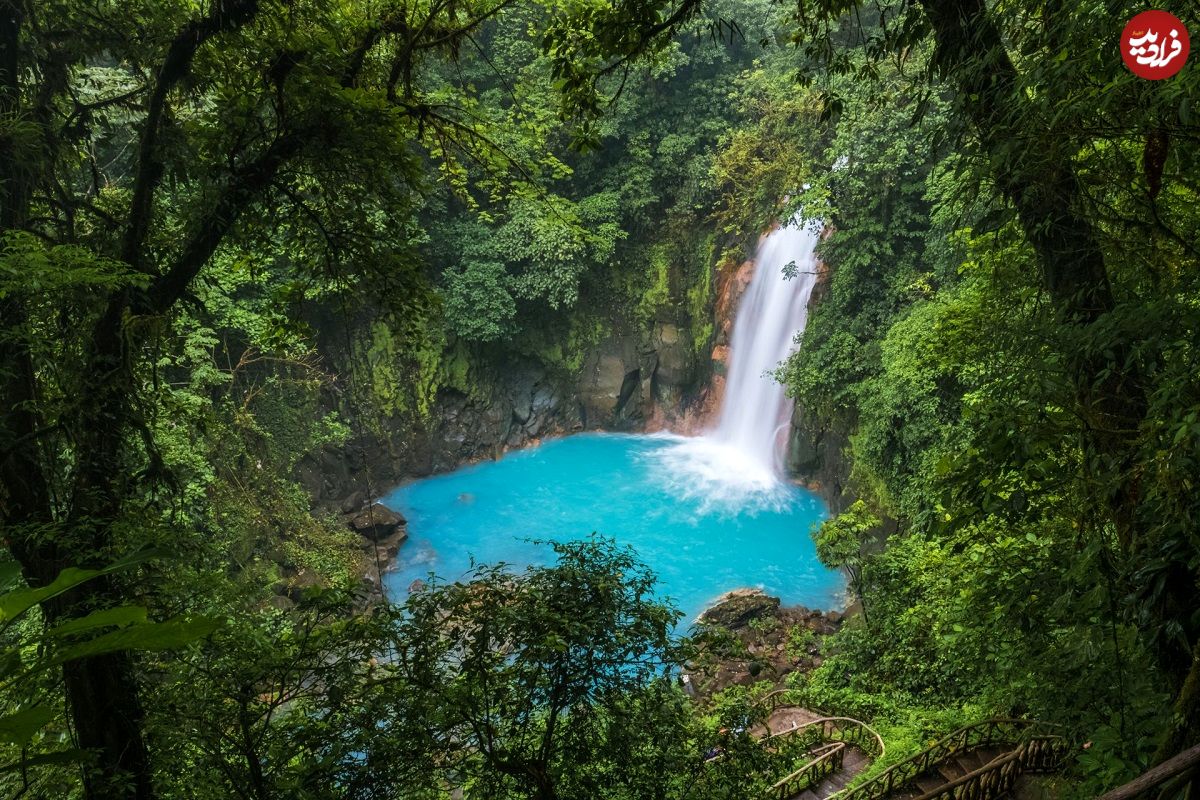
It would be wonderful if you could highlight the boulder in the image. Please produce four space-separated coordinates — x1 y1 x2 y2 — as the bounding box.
340 490 367 515
350 504 407 541
285 567 325 603
698 588 781 630
370 527 409 561
512 391 532 425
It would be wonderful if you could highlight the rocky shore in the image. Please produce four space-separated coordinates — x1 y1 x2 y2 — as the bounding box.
684 588 845 698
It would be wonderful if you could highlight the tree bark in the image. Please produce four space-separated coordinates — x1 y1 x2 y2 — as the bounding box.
0 0 26 230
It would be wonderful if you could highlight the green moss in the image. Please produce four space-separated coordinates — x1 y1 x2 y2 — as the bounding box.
686 233 717 355
635 243 672 324
365 320 402 415
440 341 474 395
359 308 446 422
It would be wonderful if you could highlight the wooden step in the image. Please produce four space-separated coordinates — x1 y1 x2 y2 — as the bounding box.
937 758 968 782
807 747 874 799
824 770 850 790
955 750 985 772
914 775 947 794
975 746 1008 766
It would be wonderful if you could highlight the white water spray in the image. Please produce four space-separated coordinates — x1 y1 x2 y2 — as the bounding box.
650 216 822 509
712 218 821 470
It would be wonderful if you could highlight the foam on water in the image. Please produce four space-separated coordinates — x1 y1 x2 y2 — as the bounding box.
643 433 793 514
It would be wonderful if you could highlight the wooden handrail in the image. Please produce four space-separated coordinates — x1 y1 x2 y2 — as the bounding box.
904 736 1071 800
1096 743 1200 800
826 718 1063 800
771 742 847 799
754 692 1070 800
763 715 887 758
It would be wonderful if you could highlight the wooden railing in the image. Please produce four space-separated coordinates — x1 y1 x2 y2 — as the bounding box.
826 718 1064 800
1097 743 1200 800
765 716 887 758
771 742 846 799
762 715 886 798
753 691 1072 800
904 735 1073 800
757 688 807 716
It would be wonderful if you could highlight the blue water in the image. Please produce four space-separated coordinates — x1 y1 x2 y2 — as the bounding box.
381 433 844 624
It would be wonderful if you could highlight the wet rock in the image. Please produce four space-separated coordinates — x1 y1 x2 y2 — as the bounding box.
698 588 781 630
531 384 557 415
512 391 532 425
587 355 627 411
262 593 295 612
350 504 407 541
370 527 408 561
654 323 692 387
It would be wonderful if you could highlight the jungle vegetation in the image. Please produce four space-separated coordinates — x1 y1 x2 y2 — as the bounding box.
0 0 1197 798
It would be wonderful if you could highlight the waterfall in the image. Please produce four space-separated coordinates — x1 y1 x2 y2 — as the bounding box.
649 215 821 509
711 218 821 472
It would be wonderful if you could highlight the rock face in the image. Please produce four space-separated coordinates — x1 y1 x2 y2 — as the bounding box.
577 325 699 430
293 231 740 514
300 322 712 512
698 588 782 629
785 401 853 513
781 234 854 514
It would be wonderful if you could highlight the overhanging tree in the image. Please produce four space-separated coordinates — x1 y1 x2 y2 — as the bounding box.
0 0 706 796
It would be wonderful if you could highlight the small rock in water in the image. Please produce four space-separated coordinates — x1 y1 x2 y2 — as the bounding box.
408 579 426 594
349 504 406 541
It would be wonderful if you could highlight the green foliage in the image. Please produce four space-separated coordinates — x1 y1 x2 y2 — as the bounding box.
764 2 1200 792
813 499 879 613
785 625 818 662
636 243 673 324
0 557 216 785
443 260 518 342
710 60 823 236
394 537 695 799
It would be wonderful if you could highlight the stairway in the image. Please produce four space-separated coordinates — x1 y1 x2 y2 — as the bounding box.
757 699 884 800
886 745 1010 799
753 694 1067 800
790 744 872 799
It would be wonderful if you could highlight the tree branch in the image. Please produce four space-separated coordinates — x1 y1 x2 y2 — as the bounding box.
121 0 261 270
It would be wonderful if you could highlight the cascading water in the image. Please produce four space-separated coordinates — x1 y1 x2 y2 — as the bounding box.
650 215 821 508
712 218 821 470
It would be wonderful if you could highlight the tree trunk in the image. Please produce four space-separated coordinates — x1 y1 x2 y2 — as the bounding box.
2 6 156 796
918 0 1147 540
918 0 1200 754
2 300 159 800
62 643 156 800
